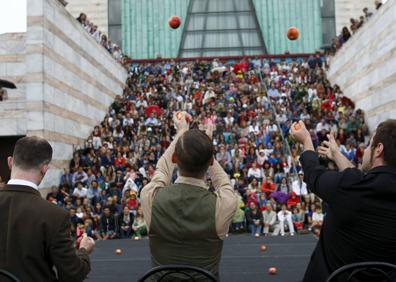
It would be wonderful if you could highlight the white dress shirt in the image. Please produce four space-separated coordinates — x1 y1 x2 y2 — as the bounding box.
7 179 39 190
292 179 308 196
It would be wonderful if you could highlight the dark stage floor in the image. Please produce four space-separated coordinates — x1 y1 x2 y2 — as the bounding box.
88 234 317 282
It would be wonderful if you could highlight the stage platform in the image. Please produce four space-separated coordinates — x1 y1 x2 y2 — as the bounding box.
88 234 317 282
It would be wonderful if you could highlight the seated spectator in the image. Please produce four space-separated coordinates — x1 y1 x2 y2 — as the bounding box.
245 202 263 237
46 185 65 206
132 206 147 238
72 167 88 186
277 177 290 194
118 206 134 239
375 0 382 9
291 172 308 197
99 206 117 240
350 18 359 33
247 178 260 193
247 163 263 181
216 144 232 173
311 205 324 235
262 203 277 236
261 178 276 196
363 7 373 19
292 205 305 232
72 182 88 198
287 192 300 209
340 143 356 163
258 193 268 210
231 196 245 232
69 208 83 238
274 204 295 236
0 88 7 101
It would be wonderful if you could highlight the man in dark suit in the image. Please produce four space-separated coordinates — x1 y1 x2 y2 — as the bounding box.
0 136 95 282
291 120 396 282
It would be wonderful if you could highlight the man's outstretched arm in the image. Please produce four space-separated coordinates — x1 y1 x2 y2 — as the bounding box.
205 124 238 240
140 112 190 229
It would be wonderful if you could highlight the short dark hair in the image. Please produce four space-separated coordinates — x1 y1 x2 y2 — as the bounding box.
175 129 214 177
13 136 52 170
372 119 396 167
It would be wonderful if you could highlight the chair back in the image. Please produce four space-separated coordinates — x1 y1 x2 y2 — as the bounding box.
137 264 218 282
0 269 21 282
326 262 396 282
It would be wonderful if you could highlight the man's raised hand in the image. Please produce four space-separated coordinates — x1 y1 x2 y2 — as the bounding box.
318 134 339 161
173 111 191 133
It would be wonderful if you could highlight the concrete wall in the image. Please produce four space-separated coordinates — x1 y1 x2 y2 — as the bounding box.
0 0 127 189
66 0 109 35
0 33 27 135
335 0 373 34
328 0 396 132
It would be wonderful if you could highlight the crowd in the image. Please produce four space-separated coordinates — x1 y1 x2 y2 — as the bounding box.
49 54 368 240
76 13 128 64
330 0 382 54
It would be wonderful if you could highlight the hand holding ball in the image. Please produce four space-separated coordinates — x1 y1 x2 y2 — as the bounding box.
115 248 122 255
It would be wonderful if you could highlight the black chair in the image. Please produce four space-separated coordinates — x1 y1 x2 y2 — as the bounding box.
137 265 218 282
0 269 21 282
326 262 396 282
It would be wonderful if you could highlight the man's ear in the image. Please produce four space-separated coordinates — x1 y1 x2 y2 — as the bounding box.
7 157 13 170
209 156 214 166
172 152 177 164
375 143 384 159
40 163 50 177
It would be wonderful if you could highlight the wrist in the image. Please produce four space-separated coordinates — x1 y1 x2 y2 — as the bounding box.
303 139 314 151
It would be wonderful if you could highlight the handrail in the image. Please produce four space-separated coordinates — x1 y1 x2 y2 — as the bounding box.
125 53 316 64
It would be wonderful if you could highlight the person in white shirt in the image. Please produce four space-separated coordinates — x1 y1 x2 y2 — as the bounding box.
292 172 308 196
262 203 277 235
315 119 330 133
247 162 263 181
123 113 134 127
256 150 267 166
145 112 160 126
274 205 295 236
224 112 234 127
73 182 88 198
248 121 260 135
203 87 216 104
311 206 324 235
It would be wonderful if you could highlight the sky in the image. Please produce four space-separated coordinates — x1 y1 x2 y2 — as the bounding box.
0 0 27 35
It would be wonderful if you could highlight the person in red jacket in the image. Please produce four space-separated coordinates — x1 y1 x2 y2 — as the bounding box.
261 178 276 196
287 192 300 208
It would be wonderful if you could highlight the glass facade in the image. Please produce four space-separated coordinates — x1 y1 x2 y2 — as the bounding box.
122 0 330 58
178 0 266 58
108 0 122 47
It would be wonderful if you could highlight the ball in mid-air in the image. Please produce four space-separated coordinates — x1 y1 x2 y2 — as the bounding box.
168 16 181 29
287 27 299 40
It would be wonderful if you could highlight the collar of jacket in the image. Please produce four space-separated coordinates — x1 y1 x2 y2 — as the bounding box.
175 176 207 189
1 184 41 197
368 165 396 176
